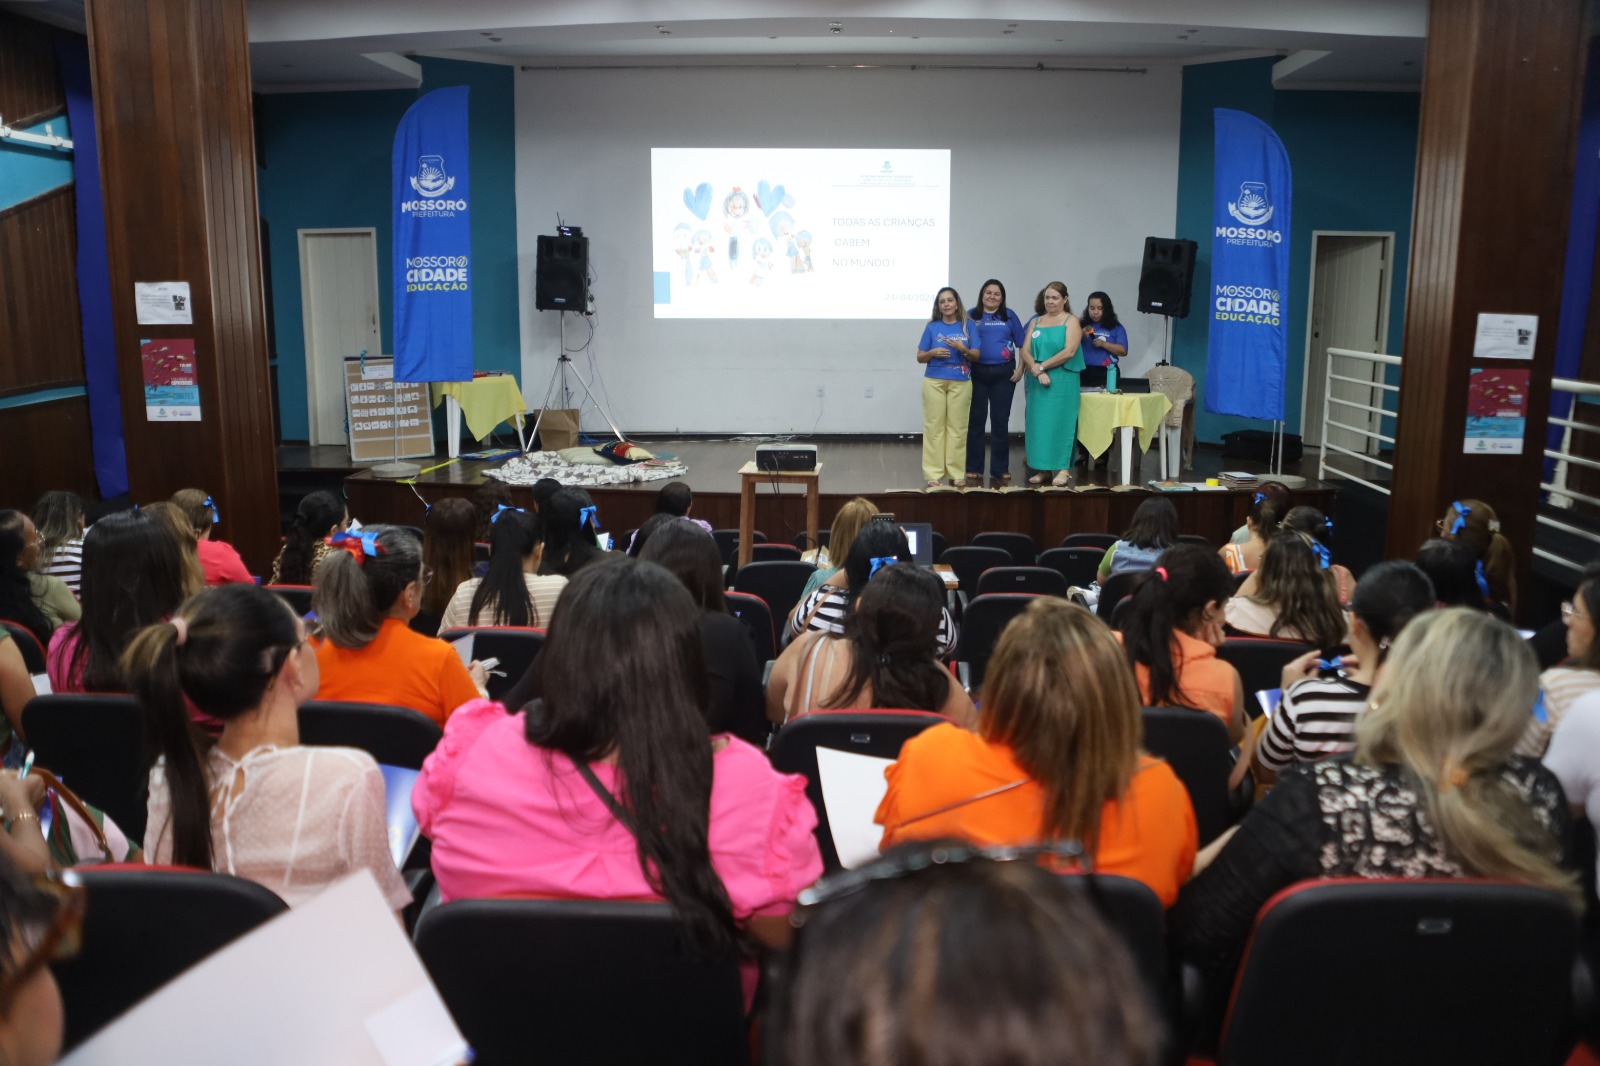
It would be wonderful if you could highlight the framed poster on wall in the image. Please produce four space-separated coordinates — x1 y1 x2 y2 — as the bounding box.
344 356 434 463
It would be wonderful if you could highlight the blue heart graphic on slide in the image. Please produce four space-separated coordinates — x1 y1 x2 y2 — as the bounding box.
683 183 713 220
755 180 788 217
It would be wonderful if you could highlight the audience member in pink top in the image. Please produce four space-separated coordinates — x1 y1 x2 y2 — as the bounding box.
172 488 253 585
414 558 822 1009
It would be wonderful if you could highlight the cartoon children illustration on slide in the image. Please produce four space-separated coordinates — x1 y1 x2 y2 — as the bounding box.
692 229 718 285
749 238 775 285
673 223 693 286
770 211 802 274
795 230 814 273
723 187 753 270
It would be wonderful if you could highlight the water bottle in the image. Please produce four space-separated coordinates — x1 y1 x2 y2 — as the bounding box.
1107 362 1119 393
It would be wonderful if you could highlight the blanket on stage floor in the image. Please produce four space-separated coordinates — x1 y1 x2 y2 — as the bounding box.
486 451 687 487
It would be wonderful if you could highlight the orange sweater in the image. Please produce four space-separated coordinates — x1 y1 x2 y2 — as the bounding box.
875 723 1197 906
1129 629 1238 725
314 617 480 725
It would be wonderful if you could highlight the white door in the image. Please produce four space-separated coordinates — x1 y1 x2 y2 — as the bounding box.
1302 234 1391 452
298 229 382 446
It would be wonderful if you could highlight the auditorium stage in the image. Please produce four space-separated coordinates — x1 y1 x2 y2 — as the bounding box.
298 437 1341 552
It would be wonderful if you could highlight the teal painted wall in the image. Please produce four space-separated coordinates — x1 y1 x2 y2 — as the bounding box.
0 113 74 213
1174 57 1419 443
258 57 520 442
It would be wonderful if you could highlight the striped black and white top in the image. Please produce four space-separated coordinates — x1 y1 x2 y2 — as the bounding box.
1256 672 1372 773
787 586 959 658
41 537 84 597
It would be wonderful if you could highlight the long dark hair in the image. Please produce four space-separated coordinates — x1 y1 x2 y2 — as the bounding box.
969 278 1010 322
1415 537 1484 610
525 558 738 959
125 584 303 869
422 498 476 620
1349 561 1435 666
1120 544 1233 708
468 508 544 627
840 522 913 607
540 488 603 577
825 563 949 712
0 512 51 646
1121 497 1178 551
639 520 728 612
1246 482 1290 540
72 510 198 692
1083 290 1120 331
276 491 345 585
470 481 514 543
1249 533 1346 648
312 525 422 650
627 513 680 560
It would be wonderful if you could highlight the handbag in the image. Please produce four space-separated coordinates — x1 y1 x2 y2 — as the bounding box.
32 768 140 867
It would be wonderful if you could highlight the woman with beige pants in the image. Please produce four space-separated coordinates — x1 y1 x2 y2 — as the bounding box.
917 287 977 487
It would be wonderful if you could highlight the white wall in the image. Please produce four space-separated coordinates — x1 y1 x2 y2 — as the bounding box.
514 65 1181 435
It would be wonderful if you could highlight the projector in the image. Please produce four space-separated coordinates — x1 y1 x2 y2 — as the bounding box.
755 444 817 472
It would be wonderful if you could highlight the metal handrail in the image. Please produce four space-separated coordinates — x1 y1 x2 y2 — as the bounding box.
1318 348 1399 490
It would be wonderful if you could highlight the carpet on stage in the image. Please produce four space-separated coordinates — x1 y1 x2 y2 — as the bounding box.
487 449 687 487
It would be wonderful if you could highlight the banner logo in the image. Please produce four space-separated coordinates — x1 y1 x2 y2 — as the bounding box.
410 154 456 198
1227 181 1274 226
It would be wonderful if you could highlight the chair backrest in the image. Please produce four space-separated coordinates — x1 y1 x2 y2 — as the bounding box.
724 590 776 665
415 898 748 1066
971 531 1038 567
1233 569 1254 591
1062 532 1117 550
711 528 767 565
1097 570 1141 622
436 627 545 701
297 700 443 770
751 542 803 563
263 584 314 617
931 531 949 561
731 560 817 626
472 541 491 564
974 565 1068 599
955 593 1037 691
1037 546 1104 590
1139 706 1234 846
22 694 147 840
1176 533 1212 550
0 619 46 674
792 529 831 550
53 866 288 1052
937 545 1013 595
769 710 950 872
1216 638 1315 701
1057 873 1170 1022
1220 879 1584 1066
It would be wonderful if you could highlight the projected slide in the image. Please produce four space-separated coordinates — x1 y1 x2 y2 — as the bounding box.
651 147 950 320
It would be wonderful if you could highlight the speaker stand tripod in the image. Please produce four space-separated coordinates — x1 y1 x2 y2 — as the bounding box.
528 311 625 451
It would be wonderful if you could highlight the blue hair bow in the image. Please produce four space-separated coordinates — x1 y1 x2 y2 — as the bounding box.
203 495 219 524
1253 492 1267 506
1451 500 1470 536
492 504 526 524
578 505 598 529
1474 559 1490 600
869 556 896 576
328 530 383 563
1312 542 1331 570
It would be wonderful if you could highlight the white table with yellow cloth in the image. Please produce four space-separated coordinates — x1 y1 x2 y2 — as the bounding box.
1077 391 1173 487
430 375 529 457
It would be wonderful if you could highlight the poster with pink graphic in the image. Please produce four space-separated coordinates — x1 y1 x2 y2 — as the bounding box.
141 338 201 422
1463 367 1528 454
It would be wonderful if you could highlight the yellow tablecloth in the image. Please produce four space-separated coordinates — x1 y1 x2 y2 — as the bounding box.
1077 392 1173 458
430 376 528 440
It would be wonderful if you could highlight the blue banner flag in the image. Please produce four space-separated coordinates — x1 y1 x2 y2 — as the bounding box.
1205 108 1291 420
393 86 472 383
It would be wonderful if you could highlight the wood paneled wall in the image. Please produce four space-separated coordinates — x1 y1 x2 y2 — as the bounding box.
0 13 63 127
0 187 86 396
0 396 98 509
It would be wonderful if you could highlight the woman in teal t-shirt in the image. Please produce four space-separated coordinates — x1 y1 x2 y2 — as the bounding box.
917 288 977 487
1020 281 1085 487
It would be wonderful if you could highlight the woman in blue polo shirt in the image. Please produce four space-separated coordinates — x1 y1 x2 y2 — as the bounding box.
963 279 1027 486
917 287 977 487
1077 291 1131 475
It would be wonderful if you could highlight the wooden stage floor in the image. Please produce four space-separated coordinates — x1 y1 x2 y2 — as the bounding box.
288 436 1343 552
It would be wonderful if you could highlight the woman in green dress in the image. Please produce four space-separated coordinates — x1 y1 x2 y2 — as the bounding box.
1018 281 1085 487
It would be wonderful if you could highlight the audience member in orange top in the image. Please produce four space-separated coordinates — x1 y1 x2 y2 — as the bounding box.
1119 544 1245 743
875 598 1197 906
311 525 485 724
171 488 252 585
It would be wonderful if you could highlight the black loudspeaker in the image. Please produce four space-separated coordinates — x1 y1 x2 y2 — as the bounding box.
1137 237 1198 318
535 235 589 311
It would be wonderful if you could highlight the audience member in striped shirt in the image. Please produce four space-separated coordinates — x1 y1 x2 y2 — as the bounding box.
1256 561 1435 774
32 491 85 596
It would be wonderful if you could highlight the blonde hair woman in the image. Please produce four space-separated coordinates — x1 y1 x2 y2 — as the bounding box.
875 598 1197 905
1174 608 1576 984
798 497 878 603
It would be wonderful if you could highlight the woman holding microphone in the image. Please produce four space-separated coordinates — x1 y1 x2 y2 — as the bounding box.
918 287 977 488
1019 282 1085 487
963 280 1027 486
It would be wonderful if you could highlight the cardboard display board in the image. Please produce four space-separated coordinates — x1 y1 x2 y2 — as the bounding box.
345 356 434 463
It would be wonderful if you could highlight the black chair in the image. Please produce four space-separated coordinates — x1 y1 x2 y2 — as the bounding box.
931 530 949 561
53 866 288 1052
1140 706 1238 846
732 560 816 627
437 626 546 702
1058 873 1174 1040
263 584 314 617
1097 570 1141 622
1232 570 1254 591
1062 532 1117 550
938 545 1013 606
974 565 1068 599
769 710 950 872
1216 638 1315 703
792 529 831 551
955 593 1037 691
751 542 803 563
472 541 491 564
1177 533 1212 550
1038 546 1105 590
22 694 146 841
711 527 767 566
297 700 443 769
0 619 46 674
415 899 748 1066
971 531 1038 567
1218 880 1587 1066
725 590 776 665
